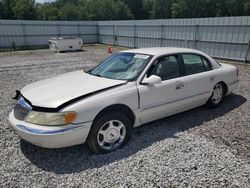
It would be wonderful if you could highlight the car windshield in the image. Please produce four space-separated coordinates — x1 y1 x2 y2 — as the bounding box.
89 53 152 81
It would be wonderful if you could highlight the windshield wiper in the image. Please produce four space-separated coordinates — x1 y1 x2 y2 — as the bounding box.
95 74 102 77
86 70 102 77
90 73 102 77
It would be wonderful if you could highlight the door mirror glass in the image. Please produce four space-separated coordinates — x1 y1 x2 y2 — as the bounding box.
142 75 162 85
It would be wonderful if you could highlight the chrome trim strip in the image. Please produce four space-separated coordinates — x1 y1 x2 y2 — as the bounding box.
143 91 211 111
16 124 82 135
229 80 239 85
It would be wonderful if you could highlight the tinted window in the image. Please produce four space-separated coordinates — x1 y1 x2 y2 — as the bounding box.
148 55 180 81
182 54 207 75
202 57 212 71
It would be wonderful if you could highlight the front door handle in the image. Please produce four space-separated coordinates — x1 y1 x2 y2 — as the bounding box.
176 82 184 90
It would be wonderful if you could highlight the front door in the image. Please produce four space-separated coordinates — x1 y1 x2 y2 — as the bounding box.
138 55 187 124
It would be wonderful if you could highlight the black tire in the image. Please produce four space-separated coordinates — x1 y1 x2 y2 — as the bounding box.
207 82 226 108
87 112 132 154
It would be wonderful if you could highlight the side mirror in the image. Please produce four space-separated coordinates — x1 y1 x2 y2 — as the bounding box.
142 75 162 85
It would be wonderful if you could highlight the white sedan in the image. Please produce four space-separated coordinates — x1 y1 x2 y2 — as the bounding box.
8 48 239 153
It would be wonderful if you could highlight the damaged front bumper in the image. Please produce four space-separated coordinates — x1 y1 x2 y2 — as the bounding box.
8 110 92 148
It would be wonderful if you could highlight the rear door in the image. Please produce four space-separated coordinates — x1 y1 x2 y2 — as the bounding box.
138 54 187 124
179 53 215 108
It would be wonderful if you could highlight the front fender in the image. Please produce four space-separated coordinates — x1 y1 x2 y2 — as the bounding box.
62 82 139 124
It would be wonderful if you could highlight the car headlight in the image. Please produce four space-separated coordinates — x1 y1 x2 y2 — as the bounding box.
25 111 77 126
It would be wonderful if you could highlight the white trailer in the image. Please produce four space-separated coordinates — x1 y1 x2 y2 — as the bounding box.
49 37 83 52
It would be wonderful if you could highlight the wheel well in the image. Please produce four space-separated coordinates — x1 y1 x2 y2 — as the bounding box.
218 81 228 95
94 104 135 125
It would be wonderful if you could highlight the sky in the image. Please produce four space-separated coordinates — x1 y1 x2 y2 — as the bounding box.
36 0 55 3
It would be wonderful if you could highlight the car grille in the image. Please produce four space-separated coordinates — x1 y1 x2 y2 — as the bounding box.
13 104 30 121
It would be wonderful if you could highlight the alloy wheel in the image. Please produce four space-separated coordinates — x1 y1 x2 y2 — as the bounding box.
97 120 126 151
211 83 223 104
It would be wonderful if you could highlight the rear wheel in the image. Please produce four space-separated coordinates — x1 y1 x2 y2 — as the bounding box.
207 82 225 108
87 112 132 154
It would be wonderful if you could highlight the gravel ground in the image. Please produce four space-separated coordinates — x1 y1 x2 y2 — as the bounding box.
0 45 249 187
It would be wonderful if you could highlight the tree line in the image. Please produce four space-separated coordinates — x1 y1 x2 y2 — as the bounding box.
0 0 250 21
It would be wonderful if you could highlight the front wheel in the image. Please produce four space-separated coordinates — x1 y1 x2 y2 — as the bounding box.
207 82 225 108
87 112 132 154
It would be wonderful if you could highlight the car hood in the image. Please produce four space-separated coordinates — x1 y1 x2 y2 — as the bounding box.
21 70 126 109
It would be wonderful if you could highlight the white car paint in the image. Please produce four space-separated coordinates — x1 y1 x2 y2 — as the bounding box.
21 70 126 108
8 47 239 148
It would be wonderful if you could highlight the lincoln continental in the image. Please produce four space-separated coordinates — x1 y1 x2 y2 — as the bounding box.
8 48 239 153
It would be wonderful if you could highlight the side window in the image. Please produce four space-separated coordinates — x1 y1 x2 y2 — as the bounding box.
148 55 180 81
201 57 212 71
182 54 207 75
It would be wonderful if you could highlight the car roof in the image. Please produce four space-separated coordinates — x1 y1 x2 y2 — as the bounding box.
121 47 204 56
